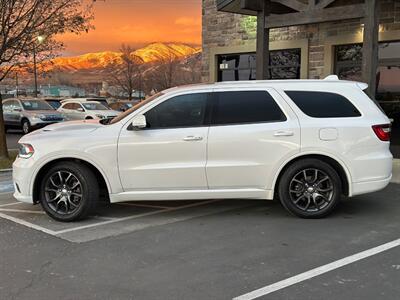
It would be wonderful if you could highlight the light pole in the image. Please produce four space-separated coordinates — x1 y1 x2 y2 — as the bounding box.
33 35 45 98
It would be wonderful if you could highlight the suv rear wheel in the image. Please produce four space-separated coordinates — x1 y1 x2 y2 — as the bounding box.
39 162 99 222
278 158 342 218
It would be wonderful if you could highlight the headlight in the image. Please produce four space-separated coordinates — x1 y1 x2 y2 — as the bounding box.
32 114 46 120
18 143 35 159
95 114 105 119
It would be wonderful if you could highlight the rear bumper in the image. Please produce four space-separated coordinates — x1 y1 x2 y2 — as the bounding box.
351 175 392 197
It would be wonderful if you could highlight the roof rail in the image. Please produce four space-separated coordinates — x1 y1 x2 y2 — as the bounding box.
324 75 339 81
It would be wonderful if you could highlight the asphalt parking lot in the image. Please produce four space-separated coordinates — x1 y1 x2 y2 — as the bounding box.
0 162 399 300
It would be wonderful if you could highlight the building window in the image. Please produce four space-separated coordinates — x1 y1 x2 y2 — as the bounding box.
334 42 400 104
217 48 301 82
334 44 363 81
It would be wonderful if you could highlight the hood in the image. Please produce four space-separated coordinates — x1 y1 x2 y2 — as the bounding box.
23 120 103 140
90 110 119 117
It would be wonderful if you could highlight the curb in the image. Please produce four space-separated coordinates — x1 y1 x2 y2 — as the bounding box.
0 169 12 173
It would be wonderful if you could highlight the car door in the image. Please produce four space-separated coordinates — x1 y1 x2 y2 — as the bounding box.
118 91 210 191
206 88 301 191
2 100 14 126
6 100 22 126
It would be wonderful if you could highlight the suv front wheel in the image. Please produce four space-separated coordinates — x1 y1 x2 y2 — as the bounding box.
39 162 99 222
278 159 342 218
22 119 31 134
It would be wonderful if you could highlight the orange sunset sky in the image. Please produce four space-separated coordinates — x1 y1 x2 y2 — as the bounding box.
61 0 202 56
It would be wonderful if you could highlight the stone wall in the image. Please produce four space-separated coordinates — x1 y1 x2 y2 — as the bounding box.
202 0 400 82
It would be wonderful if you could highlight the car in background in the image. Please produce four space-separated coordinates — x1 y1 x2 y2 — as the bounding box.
3 98 65 134
44 98 64 110
58 100 119 120
61 97 110 109
109 101 139 112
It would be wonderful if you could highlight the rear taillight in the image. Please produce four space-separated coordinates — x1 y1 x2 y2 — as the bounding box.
372 124 391 142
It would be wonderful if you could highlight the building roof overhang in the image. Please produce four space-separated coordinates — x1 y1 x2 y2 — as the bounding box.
216 0 300 16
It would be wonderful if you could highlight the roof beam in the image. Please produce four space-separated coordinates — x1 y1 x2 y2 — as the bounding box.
240 0 263 11
315 0 336 9
273 0 308 11
265 3 365 28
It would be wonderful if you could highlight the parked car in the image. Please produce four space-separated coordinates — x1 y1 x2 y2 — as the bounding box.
61 97 110 108
3 98 65 134
109 101 139 112
13 76 392 221
44 98 64 110
58 100 119 120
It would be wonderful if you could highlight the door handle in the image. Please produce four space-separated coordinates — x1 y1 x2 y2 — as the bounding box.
274 131 294 137
183 136 203 141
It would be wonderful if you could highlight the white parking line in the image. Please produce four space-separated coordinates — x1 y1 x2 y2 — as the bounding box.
233 238 400 300
0 208 45 214
54 199 221 235
0 212 58 235
116 202 171 209
0 202 21 207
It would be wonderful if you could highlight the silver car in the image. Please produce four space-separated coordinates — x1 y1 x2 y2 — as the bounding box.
3 99 65 134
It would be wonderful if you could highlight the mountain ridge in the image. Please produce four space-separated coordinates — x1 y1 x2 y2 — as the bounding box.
49 42 201 72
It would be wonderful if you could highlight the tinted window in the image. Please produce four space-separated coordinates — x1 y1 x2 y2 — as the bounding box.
62 103 75 110
211 91 286 125
285 91 361 118
145 93 208 129
21 100 53 111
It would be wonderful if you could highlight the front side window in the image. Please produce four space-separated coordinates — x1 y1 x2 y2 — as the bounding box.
211 91 286 125
145 93 208 129
285 91 361 118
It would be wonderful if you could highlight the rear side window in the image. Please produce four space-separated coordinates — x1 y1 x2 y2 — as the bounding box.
285 91 361 118
211 91 286 125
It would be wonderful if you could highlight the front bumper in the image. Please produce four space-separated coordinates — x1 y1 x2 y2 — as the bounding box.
12 157 35 204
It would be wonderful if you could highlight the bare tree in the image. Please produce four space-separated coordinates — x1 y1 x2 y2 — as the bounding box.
107 44 144 100
0 0 93 158
145 48 181 93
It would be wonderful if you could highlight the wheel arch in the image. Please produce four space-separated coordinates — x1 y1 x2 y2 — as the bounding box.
32 157 110 204
273 153 352 197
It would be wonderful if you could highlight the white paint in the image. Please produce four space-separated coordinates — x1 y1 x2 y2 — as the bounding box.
0 208 45 214
54 199 220 235
0 202 21 207
233 238 400 300
116 202 171 209
0 212 57 235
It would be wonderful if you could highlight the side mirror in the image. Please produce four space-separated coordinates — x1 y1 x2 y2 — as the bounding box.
13 107 22 112
130 114 147 130
77 107 84 112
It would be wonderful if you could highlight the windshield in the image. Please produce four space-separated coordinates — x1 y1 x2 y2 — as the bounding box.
109 93 164 125
82 102 108 111
22 100 54 111
46 100 61 109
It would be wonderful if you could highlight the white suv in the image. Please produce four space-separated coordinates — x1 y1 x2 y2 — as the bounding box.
58 100 119 120
13 77 393 221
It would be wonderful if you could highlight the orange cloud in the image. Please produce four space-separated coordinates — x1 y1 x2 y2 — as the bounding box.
60 0 201 56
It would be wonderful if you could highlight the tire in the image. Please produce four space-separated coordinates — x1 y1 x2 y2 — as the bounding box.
278 158 342 218
22 119 31 134
39 161 99 222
